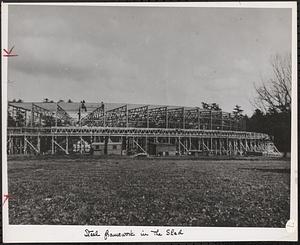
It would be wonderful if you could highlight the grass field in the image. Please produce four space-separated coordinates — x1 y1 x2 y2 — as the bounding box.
8 156 290 227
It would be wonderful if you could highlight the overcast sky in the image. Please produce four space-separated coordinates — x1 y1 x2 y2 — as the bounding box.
7 5 291 115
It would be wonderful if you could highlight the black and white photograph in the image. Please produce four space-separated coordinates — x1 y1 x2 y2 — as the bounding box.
2 2 297 243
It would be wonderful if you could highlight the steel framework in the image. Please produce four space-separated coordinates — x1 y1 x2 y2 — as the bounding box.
6 102 280 156
7 126 280 156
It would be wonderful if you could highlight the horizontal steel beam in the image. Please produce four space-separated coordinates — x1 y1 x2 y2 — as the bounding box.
7 127 270 140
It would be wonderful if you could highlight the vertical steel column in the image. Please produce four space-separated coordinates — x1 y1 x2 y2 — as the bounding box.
66 136 69 154
55 103 58 127
210 111 212 130
145 136 148 153
37 135 41 154
31 104 34 127
80 136 84 154
221 112 223 130
146 106 149 128
182 107 185 129
125 105 128 128
197 108 200 129
24 136 27 155
166 108 168 129
19 137 22 154
51 136 54 154
39 113 42 127
103 104 106 127
226 137 229 155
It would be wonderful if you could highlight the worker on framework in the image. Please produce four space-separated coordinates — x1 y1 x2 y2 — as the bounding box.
77 100 87 126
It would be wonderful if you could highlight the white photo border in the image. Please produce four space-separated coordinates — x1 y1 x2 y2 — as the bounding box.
1 1 298 243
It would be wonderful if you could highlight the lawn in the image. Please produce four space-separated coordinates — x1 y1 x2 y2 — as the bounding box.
8 157 290 227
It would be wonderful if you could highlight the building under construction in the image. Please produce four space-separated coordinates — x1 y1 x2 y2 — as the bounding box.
7 101 280 156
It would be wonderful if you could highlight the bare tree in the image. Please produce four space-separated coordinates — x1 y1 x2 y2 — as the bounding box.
254 54 291 113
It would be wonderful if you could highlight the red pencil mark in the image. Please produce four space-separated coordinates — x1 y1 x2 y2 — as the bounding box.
2 194 12 207
3 46 18 57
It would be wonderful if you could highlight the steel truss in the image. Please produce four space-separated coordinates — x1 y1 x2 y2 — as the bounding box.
184 108 200 129
8 104 31 127
56 104 74 126
105 105 128 127
9 102 246 131
81 104 105 126
128 105 149 128
31 103 55 127
79 104 244 131
7 126 281 156
167 107 184 129
8 103 74 127
148 106 168 128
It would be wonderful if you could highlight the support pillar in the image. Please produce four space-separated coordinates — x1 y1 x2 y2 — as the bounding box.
37 135 41 154
66 136 69 154
24 136 27 155
51 136 54 154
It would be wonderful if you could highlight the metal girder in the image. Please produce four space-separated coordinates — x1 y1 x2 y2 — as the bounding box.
184 108 200 129
128 105 149 128
52 138 69 154
32 103 53 117
148 106 167 128
105 105 128 127
167 107 184 129
56 104 74 125
31 103 55 127
24 137 39 153
8 104 30 127
178 139 189 153
8 102 247 131
81 104 105 126
132 138 147 154
8 103 31 112
7 126 271 140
